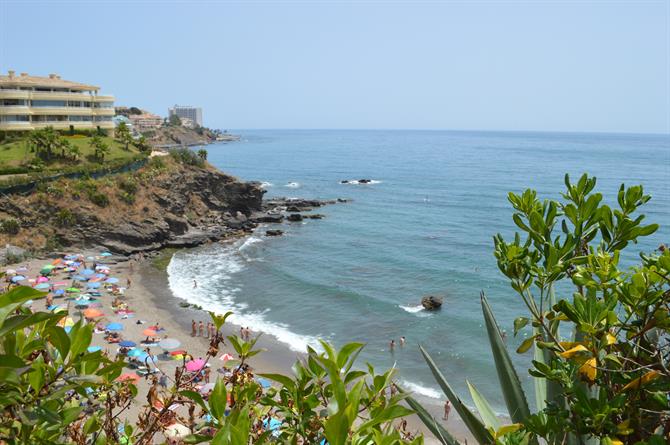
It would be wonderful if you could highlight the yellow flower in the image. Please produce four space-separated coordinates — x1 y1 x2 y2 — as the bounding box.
579 357 597 382
604 333 617 345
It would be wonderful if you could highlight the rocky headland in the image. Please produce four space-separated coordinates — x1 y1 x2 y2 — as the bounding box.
0 156 343 259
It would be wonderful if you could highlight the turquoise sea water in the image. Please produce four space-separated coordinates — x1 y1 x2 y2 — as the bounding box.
167 130 669 411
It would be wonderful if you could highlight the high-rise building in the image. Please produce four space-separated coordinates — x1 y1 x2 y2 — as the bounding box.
168 104 202 127
0 70 115 133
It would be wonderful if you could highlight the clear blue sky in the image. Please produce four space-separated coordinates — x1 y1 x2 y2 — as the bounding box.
0 1 668 133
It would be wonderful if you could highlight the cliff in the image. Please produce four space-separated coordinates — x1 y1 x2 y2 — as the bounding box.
0 156 264 255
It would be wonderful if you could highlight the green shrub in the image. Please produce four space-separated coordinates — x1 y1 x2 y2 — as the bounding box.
118 191 135 204
118 176 138 194
0 219 20 235
55 209 76 227
169 147 203 166
46 184 64 198
88 190 109 207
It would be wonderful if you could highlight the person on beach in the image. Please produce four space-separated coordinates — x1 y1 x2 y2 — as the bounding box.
159 373 168 389
389 339 395 352
205 322 211 338
400 336 406 347
240 326 245 340
443 400 451 420
126 277 132 288
198 321 204 337
191 320 197 337
193 279 197 288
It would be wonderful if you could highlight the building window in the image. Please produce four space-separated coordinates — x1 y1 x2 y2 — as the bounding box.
1 99 28 106
0 115 29 122
32 100 67 107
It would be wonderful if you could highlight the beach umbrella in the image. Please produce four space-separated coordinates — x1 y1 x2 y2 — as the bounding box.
164 423 190 438
116 373 140 384
101 252 113 257
82 269 95 276
106 277 119 284
95 273 106 279
83 308 104 318
72 275 87 282
64 326 72 333
105 322 123 331
36 276 49 283
40 265 55 275
75 304 90 310
219 353 235 361
53 281 67 287
142 328 157 337
127 348 144 357
263 417 282 432
86 282 101 289
169 350 187 356
257 377 272 389
66 288 81 293
87 346 102 353
47 305 60 311
119 340 136 347
58 317 74 328
35 283 50 290
185 359 206 372
10 275 25 282
88 302 103 308
158 338 181 350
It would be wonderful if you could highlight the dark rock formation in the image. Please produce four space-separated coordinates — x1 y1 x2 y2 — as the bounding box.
265 230 284 237
421 295 443 310
305 214 325 219
287 213 303 222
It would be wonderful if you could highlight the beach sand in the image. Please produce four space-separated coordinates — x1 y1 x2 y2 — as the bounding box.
10 249 474 444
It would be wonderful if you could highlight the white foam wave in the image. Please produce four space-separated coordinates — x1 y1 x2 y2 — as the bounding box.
284 182 300 188
399 379 442 399
340 179 382 185
259 181 273 188
239 236 263 252
399 304 424 314
166 240 323 353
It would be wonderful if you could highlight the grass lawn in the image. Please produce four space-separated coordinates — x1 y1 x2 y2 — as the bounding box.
0 134 140 172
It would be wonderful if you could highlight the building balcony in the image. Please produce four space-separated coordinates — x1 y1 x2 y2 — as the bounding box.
0 106 31 115
93 108 115 116
0 90 31 100
0 121 32 130
0 89 114 102
30 107 95 116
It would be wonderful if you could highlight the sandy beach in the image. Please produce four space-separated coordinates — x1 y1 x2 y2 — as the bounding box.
7 246 473 444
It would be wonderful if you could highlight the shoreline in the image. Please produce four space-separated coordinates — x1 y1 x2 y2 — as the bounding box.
147 244 475 443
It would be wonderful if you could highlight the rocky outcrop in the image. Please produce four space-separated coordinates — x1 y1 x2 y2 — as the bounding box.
265 230 284 237
421 295 443 310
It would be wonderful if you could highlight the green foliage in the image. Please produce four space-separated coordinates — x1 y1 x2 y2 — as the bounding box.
133 135 151 153
413 173 669 445
55 208 76 227
115 122 133 151
0 218 20 235
168 114 182 127
89 135 110 162
197 148 208 161
169 147 204 166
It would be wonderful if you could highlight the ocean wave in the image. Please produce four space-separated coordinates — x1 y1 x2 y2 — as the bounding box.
166 240 324 353
399 379 442 399
399 304 424 314
284 182 300 188
340 179 382 185
239 236 263 252
259 181 274 188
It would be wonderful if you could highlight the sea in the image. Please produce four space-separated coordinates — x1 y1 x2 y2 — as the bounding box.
166 129 670 413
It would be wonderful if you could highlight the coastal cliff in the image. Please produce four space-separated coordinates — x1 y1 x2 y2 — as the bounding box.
0 156 265 255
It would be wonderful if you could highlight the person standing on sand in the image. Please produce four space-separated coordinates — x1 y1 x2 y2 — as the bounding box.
126 277 132 288
443 400 451 421
191 320 197 337
198 321 204 337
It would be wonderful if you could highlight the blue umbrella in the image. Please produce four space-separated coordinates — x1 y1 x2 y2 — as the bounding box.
127 348 144 357
106 277 119 284
95 273 107 279
257 377 272 389
47 305 60 311
35 283 50 289
54 289 65 296
86 282 101 289
10 275 25 282
64 326 72 333
82 269 95 276
101 252 113 257
87 346 102 352
72 275 88 281
106 322 123 331
119 340 136 347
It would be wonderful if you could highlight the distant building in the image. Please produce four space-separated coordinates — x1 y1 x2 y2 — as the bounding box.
168 104 202 127
0 70 115 133
129 112 163 132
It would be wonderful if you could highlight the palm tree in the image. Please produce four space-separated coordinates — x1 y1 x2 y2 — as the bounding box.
66 143 81 161
29 126 59 160
90 135 110 161
115 122 133 151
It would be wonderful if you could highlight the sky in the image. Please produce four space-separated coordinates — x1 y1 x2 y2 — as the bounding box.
0 0 668 133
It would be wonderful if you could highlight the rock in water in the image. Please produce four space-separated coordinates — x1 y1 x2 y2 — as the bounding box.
287 213 303 222
421 295 443 310
265 230 284 237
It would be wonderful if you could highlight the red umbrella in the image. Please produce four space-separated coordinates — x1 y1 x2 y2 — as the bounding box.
142 328 157 336
83 308 104 318
169 350 187 356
